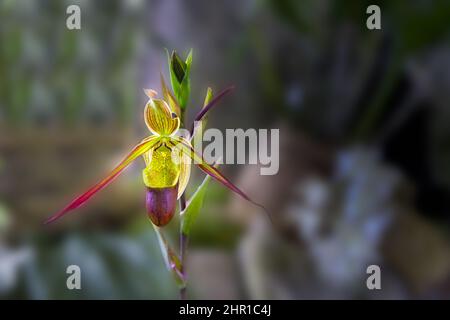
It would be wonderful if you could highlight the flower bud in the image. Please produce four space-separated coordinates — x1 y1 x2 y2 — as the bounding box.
168 49 192 110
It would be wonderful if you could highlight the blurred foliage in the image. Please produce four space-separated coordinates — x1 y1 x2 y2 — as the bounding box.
247 0 450 141
9 227 177 299
0 0 146 128
187 182 244 249
0 0 449 299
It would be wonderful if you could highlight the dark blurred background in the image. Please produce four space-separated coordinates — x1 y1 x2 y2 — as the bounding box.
1 0 450 299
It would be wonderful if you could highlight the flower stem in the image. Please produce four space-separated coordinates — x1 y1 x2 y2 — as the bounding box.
179 286 187 300
179 108 188 299
178 183 189 299
180 192 186 211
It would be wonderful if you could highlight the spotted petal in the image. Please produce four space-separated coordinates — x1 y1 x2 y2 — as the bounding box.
45 136 160 224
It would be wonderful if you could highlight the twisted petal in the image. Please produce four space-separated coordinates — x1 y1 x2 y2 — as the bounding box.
45 136 160 224
176 149 191 199
170 136 267 212
145 98 180 136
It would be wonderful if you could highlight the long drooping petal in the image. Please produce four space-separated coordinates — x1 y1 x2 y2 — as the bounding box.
170 136 270 220
45 136 161 224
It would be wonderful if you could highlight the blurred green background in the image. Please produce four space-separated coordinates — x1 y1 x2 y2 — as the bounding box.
1 0 450 299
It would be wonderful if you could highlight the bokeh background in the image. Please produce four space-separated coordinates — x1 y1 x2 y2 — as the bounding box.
1 0 450 299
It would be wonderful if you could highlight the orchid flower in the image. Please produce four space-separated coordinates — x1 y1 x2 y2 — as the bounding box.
45 50 270 299
45 75 262 228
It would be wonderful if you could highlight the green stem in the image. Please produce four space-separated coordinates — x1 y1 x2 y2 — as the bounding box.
179 112 188 300
179 231 188 299
179 286 187 300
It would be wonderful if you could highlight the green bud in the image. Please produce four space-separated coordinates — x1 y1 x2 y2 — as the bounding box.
167 49 192 110
171 51 187 83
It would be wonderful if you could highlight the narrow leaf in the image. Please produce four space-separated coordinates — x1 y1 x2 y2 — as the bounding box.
167 51 182 103
185 49 193 69
178 49 193 109
152 224 185 287
180 170 212 236
171 136 271 223
203 87 213 108
192 87 213 144
160 73 181 117
190 86 235 136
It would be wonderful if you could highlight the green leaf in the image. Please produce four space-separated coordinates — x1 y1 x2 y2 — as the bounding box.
152 224 185 287
203 87 213 108
178 49 192 109
167 50 181 105
180 169 212 236
167 49 192 110
171 51 186 83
